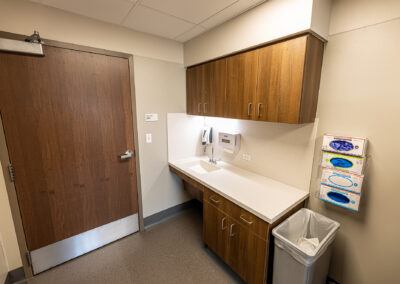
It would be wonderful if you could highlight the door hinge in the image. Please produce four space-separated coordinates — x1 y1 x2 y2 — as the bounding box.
8 164 15 182
26 251 32 266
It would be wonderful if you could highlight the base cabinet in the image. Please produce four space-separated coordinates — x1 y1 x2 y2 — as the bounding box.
203 198 268 284
169 166 304 284
227 219 267 284
203 201 229 259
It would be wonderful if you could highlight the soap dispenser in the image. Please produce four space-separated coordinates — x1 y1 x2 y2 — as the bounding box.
201 127 212 145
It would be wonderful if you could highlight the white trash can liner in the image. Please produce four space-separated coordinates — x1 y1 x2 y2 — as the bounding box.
272 208 340 266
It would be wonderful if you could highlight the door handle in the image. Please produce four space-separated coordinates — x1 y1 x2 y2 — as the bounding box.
257 103 262 118
248 103 252 116
221 217 227 230
229 224 236 237
120 150 133 160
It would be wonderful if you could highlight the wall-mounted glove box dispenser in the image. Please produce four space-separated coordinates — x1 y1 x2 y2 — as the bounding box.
321 152 365 175
322 134 368 157
321 167 364 194
320 184 361 212
319 134 367 212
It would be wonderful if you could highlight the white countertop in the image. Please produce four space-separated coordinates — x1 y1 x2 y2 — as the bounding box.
169 156 309 224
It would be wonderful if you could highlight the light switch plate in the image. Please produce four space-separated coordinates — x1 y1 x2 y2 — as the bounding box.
145 113 158 122
146 133 152 143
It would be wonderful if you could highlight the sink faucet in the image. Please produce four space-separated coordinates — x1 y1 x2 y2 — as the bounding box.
209 145 217 164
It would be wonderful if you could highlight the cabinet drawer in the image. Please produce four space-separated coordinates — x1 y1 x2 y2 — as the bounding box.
203 187 230 212
229 204 269 240
204 187 269 240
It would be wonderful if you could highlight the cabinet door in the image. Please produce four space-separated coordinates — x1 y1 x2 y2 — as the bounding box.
203 201 229 260
256 36 307 123
186 64 206 115
227 219 267 284
225 50 259 120
205 58 226 117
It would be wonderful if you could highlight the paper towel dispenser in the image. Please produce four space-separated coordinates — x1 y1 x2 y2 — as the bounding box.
218 131 240 154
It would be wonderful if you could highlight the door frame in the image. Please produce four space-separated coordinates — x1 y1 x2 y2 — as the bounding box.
0 30 145 278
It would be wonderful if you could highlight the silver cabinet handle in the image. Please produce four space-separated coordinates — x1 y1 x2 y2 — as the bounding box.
120 150 133 160
198 103 201 113
209 195 220 203
221 217 227 230
204 103 207 114
257 103 262 118
229 224 236 237
240 215 254 225
247 103 252 116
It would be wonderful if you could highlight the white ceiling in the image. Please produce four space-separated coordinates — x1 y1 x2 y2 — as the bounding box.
30 0 266 42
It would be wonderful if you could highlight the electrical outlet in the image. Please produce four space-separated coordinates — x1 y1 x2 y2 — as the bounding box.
242 154 251 161
146 133 152 143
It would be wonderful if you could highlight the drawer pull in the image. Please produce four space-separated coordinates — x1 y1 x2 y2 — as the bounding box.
221 217 227 230
257 103 262 118
247 103 252 116
229 224 236 237
240 215 254 225
198 103 201 113
209 195 221 203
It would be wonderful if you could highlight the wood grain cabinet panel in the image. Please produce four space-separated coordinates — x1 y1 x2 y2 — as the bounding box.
225 50 259 120
256 36 307 123
186 58 226 117
206 58 226 117
256 34 324 124
186 64 206 115
227 220 267 284
203 201 229 260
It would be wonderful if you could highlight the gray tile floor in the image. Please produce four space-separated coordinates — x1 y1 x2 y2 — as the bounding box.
23 205 244 284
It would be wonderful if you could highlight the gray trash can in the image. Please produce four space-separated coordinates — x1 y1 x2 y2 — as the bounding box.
272 208 340 284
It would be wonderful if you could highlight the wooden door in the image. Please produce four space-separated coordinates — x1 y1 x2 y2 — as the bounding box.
227 219 267 284
225 50 259 120
203 201 229 260
186 64 205 115
0 46 138 251
205 58 226 117
256 36 307 123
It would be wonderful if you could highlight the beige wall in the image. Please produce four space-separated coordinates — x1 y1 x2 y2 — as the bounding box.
204 117 318 192
308 1 400 283
0 164 22 270
0 0 183 63
0 0 185 272
1 232 11 283
183 0 332 66
184 0 314 66
133 56 191 218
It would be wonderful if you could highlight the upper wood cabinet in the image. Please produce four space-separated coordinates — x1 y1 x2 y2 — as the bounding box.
186 58 226 117
186 64 205 115
225 50 259 120
185 33 324 124
256 35 324 123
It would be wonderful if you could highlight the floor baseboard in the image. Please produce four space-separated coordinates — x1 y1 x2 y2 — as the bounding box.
5 267 25 284
327 276 340 284
144 199 200 228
